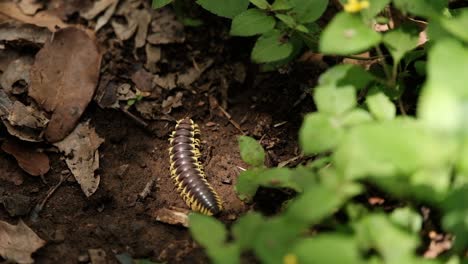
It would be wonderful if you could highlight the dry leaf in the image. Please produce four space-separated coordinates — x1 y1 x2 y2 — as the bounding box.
162 92 183 114
0 22 51 44
54 122 104 197
177 59 214 87
147 8 184 45
88 248 107 264
144 43 160 72
152 208 189 227
0 48 21 72
111 15 137 41
1 56 34 94
134 9 151 48
95 0 118 32
135 100 159 119
131 68 153 92
1 139 49 176
17 0 43 16
0 2 68 31
80 0 116 20
29 27 101 142
0 220 46 264
153 73 176 90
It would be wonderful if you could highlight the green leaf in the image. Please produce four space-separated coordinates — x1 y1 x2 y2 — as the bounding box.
292 235 362 263
271 0 292 11
152 0 172 8
207 244 240 264
238 136 265 167
232 212 264 250
354 214 419 263
319 64 375 90
440 8 468 42
390 207 422 234
341 109 373 127
418 39 468 134
256 167 301 191
334 118 455 180
361 0 391 19
275 14 295 28
250 0 269 9
443 185 468 252
230 9 275 36
383 25 420 64
314 85 356 115
366 92 396 120
299 113 344 154
289 0 328 23
393 0 447 18
320 12 381 55
251 30 293 63
189 213 227 249
196 0 249 18
235 168 263 201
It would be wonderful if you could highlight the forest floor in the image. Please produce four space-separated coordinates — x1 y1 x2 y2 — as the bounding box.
0 0 326 263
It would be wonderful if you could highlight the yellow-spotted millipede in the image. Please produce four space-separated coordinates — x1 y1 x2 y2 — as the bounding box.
168 117 223 215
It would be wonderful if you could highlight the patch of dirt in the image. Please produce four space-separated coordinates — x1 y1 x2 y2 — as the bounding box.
0 1 322 263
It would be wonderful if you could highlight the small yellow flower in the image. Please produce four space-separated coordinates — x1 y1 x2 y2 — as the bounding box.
283 254 298 264
344 0 370 13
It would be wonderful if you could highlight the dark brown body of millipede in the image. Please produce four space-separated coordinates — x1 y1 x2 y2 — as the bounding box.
168 117 223 215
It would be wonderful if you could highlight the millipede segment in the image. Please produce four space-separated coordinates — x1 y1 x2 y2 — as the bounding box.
168 117 223 215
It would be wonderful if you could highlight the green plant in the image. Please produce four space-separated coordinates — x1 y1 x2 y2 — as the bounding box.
187 0 468 263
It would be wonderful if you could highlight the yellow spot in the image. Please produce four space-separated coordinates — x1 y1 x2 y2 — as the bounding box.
343 0 369 13
283 254 298 264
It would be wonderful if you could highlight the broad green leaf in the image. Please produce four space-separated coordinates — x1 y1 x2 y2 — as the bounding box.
393 0 447 18
257 167 301 191
440 8 468 42
152 0 172 8
354 214 419 263
361 0 391 19
196 0 249 18
235 168 263 201
291 235 362 264
189 213 226 249
319 64 375 89
251 30 294 63
289 0 328 23
275 14 295 28
238 136 265 167
230 9 275 36
232 212 264 250
259 33 303 70
383 26 420 64
334 118 454 180
390 208 422 234
341 108 373 127
250 0 269 9
207 244 240 264
299 113 344 154
314 85 356 115
456 136 468 175
418 39 468 134
366 92 396 120
271 0 292 11
443 185 468 252
320 12 381 55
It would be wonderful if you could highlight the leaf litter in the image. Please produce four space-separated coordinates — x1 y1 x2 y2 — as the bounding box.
1 138 50 176
0 220 46 264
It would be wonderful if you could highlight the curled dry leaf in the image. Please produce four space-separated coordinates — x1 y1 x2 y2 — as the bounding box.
111 13 137 41
177 59 214 87
0 2 68 31
162 91 183 114
134 8 151 48
17 0 44 16
131 68 153 92
29 27 101 143
1 138 50 176
145 43 161 72
0 22 51 45
1 56 34 94
0 220 46 264
80 0 117 20
95 0 118 32
54 122 104 197
147 8 185 45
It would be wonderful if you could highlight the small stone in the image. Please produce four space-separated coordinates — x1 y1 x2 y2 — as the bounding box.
205 122 217 127
78 253 90 262
221 178 232 185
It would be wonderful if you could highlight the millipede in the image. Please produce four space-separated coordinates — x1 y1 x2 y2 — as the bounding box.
168 117 223 215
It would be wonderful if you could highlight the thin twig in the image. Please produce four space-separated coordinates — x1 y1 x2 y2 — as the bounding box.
30 174 69 222
120 106 149 128
217 105 245 135
375 45 392 83
398 98 407 116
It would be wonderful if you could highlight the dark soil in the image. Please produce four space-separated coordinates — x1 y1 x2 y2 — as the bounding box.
0 2 323 262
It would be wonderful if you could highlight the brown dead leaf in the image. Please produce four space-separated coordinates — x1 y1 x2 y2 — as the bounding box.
131 68 153 92
135 100 159 119
0 219 46 264
147 8 185 45
5 101 49 141
153 73 176 90
145 43 160 72
1 138 49 176
134 8 151 48
162 91 183 114
29 27 101 142
95 0 118 32
152 207 189 227
177 59 214 87
1 56 34 94
0 48 20 72
17 0 43 16
54 122 104 197
0 22 51 44
80 0 116 20
0 2 68 31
